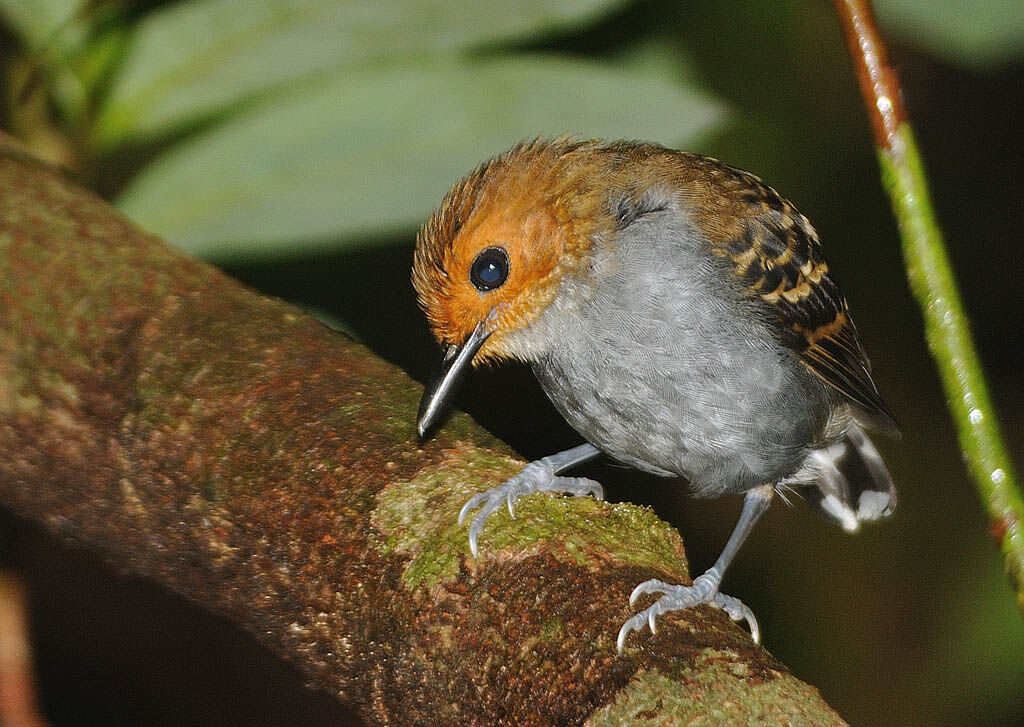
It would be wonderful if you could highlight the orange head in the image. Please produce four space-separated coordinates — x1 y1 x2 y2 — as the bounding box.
412 139 621 436
412 139 619 361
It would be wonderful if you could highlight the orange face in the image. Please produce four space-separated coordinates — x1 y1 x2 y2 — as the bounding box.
412 140 603 363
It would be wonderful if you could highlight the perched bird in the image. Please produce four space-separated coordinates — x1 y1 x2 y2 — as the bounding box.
412 139 896 652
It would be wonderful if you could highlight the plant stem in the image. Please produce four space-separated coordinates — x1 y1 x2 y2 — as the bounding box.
833 0 1024 612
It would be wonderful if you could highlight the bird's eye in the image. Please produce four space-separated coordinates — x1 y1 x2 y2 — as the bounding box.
469 246 509 291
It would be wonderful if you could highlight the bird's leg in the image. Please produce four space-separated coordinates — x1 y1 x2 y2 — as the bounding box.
458 443 603 556
616 484 774 652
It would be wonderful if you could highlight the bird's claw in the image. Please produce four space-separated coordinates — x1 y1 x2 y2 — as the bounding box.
458 459 603 557
616 574 760 652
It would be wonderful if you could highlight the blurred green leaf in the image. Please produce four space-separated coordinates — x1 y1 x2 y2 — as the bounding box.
875 0 1024 69
115 54 726 259
94 0 630 147
0 0 83 49
0 0 108 129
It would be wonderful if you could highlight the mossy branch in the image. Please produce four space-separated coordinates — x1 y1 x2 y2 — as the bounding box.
833 0 1024 612
0 133 844 725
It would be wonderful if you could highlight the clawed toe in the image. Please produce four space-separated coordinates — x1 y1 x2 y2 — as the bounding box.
458 491 490 525
458 460 604 556
617 577 760 652
713 593 761 643
628 578 675 607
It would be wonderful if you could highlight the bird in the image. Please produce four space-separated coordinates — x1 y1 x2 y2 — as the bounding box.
411 138 896 652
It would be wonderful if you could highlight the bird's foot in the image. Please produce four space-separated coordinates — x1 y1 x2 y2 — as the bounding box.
458 458 603 556
616 573 760 652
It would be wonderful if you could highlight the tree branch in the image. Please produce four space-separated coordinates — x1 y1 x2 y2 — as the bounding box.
0 132 844 725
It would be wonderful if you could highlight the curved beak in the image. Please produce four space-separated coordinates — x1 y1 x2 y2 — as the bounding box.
416 320 492 440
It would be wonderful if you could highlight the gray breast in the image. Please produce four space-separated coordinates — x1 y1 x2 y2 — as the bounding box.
524 207 831 497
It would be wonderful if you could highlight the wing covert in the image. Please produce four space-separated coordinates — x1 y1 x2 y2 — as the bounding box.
702 165 896 426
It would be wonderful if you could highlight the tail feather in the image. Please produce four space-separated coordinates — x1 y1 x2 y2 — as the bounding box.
793 424 896 532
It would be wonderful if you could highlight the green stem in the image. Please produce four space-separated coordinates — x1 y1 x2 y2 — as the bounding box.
834 0 1024 612
880 126 1024 610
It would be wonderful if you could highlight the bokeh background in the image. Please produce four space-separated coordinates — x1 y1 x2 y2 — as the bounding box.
1 0 1022 725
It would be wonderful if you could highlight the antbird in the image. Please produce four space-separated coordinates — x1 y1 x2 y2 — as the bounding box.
412 139 896 651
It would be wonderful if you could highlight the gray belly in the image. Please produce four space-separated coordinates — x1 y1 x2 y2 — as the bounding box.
523 216 830 497
533 335 826 496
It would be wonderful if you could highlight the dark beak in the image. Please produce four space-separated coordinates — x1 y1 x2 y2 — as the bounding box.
416 320 492 440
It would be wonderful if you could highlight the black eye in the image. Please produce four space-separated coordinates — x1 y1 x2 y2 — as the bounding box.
469 246 509 291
